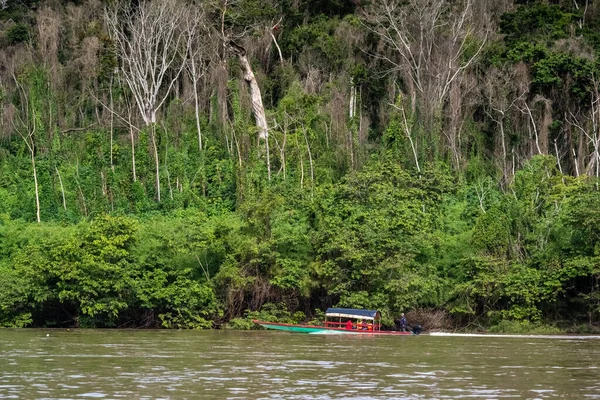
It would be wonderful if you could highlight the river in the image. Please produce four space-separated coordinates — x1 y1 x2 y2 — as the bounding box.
0 329 598 399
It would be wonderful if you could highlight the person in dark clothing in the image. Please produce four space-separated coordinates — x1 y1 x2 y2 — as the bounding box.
398 313 407 332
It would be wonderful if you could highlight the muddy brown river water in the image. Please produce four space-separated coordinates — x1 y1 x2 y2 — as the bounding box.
0 329 598 399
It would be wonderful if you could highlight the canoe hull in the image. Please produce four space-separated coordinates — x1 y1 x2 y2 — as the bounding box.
253 320 414 335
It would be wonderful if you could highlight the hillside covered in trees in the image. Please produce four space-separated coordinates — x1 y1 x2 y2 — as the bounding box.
1 0 599 331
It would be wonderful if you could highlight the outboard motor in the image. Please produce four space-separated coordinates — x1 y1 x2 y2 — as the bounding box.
411 325 422 335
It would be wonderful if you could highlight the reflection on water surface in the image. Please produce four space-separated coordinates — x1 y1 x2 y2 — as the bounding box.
0 329 598 399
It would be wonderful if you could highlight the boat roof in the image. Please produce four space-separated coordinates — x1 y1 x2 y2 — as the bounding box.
325 308 381 320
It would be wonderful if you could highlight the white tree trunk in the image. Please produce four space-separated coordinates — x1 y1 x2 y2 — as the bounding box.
266 134 271 180
55 166 66 210
109 73 114 171
184 7 211 152
163 123 174 201
129 114 137 182
389 99 421 173
31 150 40 223
521 101 543 155
75 160 88 217
151 124 161 202
228 41 269 141
193 72 203 151
12 73 41 223
303 126 314 192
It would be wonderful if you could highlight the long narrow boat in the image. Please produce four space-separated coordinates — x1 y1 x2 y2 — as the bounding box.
253 308 420 335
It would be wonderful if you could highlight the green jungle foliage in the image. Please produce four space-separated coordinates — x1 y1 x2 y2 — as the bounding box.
0 0 599 331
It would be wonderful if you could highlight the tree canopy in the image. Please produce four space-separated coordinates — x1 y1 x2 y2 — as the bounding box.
0 0 599 331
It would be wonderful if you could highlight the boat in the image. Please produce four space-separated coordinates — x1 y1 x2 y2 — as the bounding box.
253 308 421 335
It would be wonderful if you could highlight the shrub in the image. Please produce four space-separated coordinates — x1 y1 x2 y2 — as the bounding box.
488 319 562 334
7 23 30 45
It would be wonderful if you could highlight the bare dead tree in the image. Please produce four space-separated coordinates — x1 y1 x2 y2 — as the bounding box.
226 41 271 178
109 72 115 172
475 179 490 213
567 75 600 178
348 78 358 169
269 18 284 65
278 117 288 179
75 157 88 217
573 0 590 29
55 166 67 210
554 138 566 182
105 0 190 127
216 0 272 179
34 6 61 143
296 129 305 189
538 95 554 156
364 0 487 163
271 117 288 180
36 7 60 84
91 84 140 182
301 123 314 194
184 6 213 152
518 96 551 157
367 0 487 108
161 121 174 201
483 66 527 183
12 73 41 223
0 77 5 137
106 0 194 201
227 41 269 142
388 94 421 174
445 76 465 169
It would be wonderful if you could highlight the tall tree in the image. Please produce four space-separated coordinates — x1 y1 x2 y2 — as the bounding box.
483 66 526 184
364 0 487 165
567 75 600 178
12 71 42 223
217 0 274 179
105 0 193 200
184 5 214 152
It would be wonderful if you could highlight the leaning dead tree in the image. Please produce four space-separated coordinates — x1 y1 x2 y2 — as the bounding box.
228 40 271 180
227 41 269 142
218 0 272 179
105 0 194 201
216 0 270 144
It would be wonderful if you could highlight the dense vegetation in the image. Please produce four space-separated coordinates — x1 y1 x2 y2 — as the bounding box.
0 0 599 331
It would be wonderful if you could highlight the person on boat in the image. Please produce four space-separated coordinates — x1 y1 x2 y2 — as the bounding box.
345 319 353 330
398 313 407 332
367 322 373 331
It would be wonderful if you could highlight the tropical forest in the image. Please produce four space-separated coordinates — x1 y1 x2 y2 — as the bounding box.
0 0 599 332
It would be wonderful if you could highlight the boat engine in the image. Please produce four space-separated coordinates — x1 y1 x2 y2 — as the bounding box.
411 325 422 335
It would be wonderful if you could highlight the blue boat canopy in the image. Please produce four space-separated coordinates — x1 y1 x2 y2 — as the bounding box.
325 308 381 321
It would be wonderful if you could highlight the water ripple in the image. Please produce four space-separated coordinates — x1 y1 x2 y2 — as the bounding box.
0 330 598 399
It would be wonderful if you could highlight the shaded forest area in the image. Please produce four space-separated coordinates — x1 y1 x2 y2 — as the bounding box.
1 0 600 331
